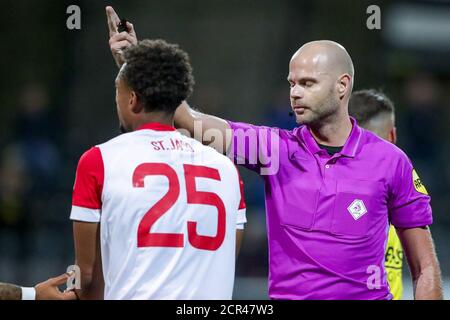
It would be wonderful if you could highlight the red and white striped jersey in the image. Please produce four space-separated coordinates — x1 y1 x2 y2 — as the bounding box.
70 123 246 300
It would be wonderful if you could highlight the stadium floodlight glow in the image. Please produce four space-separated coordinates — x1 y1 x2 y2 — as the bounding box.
384 3 450 51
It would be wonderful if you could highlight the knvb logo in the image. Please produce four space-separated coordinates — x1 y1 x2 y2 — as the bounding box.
66 265 81 290
348 199 367 220
66 5 81 30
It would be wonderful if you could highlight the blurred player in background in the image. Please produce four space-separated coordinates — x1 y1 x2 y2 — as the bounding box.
70 38 246 299
0 273 75 300
349 89 404 299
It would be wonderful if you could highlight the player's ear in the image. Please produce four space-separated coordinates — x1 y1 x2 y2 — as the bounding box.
129 91 143 114
390 126 398 145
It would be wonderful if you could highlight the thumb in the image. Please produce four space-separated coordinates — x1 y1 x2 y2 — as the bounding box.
49 273 72 286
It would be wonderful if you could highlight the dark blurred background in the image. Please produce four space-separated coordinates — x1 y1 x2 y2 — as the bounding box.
0 0 449 299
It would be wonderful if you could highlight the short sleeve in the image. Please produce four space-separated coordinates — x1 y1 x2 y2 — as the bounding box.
227 121 280 175
70 147 104 223
388 154 433 228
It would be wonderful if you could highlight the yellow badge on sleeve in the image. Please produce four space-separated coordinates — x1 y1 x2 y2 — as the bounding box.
412 169 428 195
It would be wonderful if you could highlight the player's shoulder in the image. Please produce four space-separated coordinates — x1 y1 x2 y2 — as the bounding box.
79 145 101 158
360 128 411 165
96 131 136 149
229 120 294 139
76 132 141 166
187 135 238 171
94 130 159 156
193 137 235 161
76 146 103 172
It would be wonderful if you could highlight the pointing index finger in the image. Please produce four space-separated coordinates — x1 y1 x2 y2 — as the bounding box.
51 273 71 285
106 6 121 36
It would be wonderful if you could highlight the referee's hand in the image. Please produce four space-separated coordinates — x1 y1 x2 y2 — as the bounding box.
106 6 138 68
35 273 77 300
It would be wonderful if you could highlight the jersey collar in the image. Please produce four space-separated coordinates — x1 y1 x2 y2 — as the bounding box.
297 117 362 158
137 122 177 132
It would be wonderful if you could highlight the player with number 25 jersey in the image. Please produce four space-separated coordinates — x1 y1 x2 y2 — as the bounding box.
69 39 246 300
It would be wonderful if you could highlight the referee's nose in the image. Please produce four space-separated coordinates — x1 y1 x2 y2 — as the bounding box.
290 84 304 101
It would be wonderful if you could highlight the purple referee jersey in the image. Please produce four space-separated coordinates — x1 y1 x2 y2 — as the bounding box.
228 117 432 300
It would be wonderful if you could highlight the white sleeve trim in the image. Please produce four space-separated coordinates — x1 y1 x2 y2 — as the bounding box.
236 223 245 230
70 206 101 223
21 287 36 300
236 208 247 229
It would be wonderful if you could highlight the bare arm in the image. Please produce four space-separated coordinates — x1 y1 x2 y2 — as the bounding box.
174 102 232 153
396 226 443 300
236 230 244 258
0 284 21 300
73 221 104 300
0 274 76 300
106 6 137 67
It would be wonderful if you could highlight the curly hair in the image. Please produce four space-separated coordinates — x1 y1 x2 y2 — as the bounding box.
121 39 195 114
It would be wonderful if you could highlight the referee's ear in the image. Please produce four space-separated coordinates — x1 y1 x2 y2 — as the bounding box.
129 91 143 114
338 74 352 99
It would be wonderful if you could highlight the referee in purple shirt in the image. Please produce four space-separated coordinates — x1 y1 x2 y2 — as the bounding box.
108 9 443 300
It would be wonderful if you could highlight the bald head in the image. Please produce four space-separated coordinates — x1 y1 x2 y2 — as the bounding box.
288 41 355 126
291 40 354 83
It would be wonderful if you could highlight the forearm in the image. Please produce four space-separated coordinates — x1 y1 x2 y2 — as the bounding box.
397 227 444 300
73 222 104 300
75 268 104 300
174 102 209 142
175 101 231 153
74 260 104 300
236 230 244 258
413 264 443 300
0 283 22 300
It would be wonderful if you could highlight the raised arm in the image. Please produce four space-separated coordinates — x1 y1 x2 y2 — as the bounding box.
396 226 443 300
106 6 138 67
174 102 232 154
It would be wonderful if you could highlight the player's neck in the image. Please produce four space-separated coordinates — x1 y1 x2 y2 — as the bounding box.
308 112 352 147
132 112 175 131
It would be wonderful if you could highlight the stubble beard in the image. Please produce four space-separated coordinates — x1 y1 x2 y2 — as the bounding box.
296 95 339 127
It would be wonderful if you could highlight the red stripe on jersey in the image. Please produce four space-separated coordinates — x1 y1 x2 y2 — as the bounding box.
234 166 247 210
72 147 104 210
137 122 177 132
